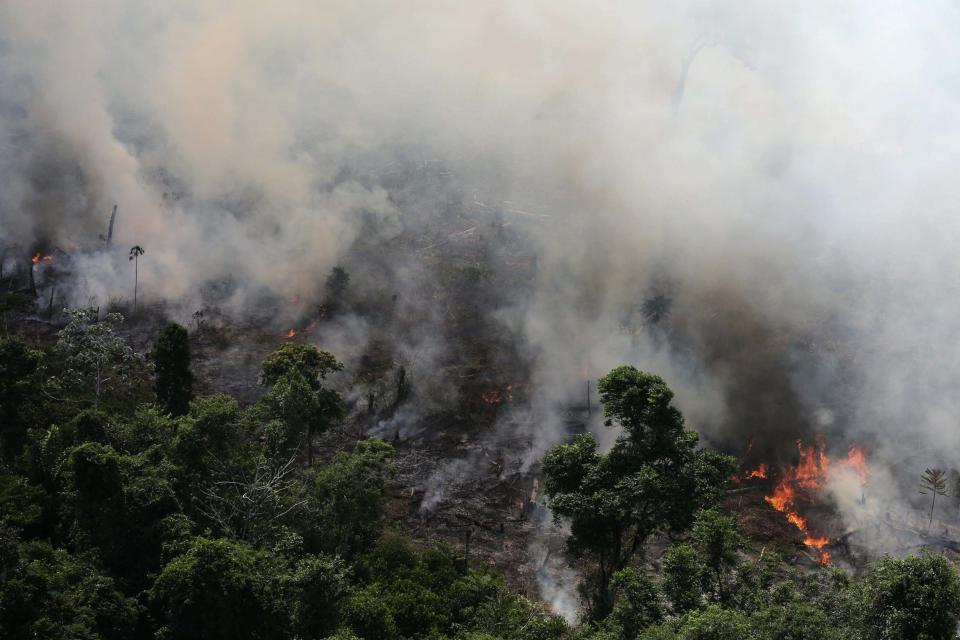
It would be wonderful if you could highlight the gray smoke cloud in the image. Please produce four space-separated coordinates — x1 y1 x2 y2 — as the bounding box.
3 0 960 603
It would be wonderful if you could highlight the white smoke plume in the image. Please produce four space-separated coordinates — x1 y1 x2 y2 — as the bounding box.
3 0 960 604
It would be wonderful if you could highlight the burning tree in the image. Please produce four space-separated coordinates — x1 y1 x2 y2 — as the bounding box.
542 366 736 619
920 468 948 532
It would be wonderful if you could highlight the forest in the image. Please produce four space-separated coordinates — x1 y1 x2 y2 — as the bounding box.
1 306 958 640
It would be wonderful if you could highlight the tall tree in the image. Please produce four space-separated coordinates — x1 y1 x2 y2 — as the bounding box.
153 322 193 416
128 245 144 313
260 343 344 465
919 468 948 532
690 509 745 603
0 337 43 459
52 308 145 409
542 366 736 619
858 553 960 640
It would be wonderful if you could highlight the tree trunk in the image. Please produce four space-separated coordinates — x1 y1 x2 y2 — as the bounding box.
306 425 313 466
133 257 138 313
95 361 102 410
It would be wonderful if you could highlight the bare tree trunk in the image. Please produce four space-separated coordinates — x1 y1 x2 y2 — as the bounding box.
929 492 937 532
133 256 138 313
95 361 102 410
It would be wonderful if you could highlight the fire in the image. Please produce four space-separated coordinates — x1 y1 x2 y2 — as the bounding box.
285 328 297 338
744 463 767 480
31 253 53 265
762 440 870 565
481 389 501 405
481 383 525 406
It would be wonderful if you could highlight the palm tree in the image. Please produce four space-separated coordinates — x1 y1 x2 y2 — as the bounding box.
129 245 144 313
920 468 948 532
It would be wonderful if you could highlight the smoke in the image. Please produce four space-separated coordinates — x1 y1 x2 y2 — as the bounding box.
4 0 960 603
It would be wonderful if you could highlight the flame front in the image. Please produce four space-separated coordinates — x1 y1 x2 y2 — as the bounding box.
31 253 53 265
763 440 869 565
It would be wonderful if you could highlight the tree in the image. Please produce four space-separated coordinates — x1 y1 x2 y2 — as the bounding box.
749 601 838 640
919 468 948 532
309 439 394 557
260 342 342 389
607 568 663 640
325 266 350 314
149 537 291 640
153 322 193 416
0 292 33 335
857 553 960 640
661 544 705 615
690 509 745 603
69 442 125 557
52 308 145 409
290 554 350 639
260 344 343 465
0 337 43 459
542 366 736 619
0 539 138 640
128 245 144 313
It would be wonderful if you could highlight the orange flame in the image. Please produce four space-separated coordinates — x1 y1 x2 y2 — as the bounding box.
744 463 767 480
285 328 297 338
840 444 869 485
31 253 53 265
762 439 869 565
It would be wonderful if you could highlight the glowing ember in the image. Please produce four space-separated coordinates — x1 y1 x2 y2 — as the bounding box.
285 328 297 338
31 253 53 265
481 389 502 405
762 439 870 565
481 383 524 405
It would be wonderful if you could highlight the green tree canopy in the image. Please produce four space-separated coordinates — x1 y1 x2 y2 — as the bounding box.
0 337 43 458
149 537 291 640
542 366 736 619
152 322 193 416
51 308 146 410
857 552 960 640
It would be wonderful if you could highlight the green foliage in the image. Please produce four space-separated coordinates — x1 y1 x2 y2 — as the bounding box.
690 510 745 603
661 544 705 614
542 366 736 619
291 553 351 639
0 337 43 458
51 308 147 410
260 343 344 464
150 537 291 640
0 539 137 640
345 585 399 640
6 338 960 640
749 601 838 640
153 322 193 416
0 473 45 532
607 568 663 639
260 342 343 389
309 439 395 557
857 553 960 640
675 605 750 640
